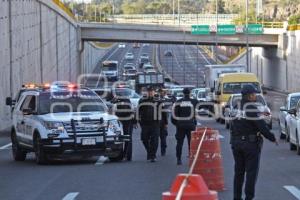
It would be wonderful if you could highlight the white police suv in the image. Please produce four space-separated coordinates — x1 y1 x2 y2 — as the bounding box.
6 83 128 164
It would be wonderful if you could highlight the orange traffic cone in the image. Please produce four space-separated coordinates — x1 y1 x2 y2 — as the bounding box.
162 174 218 200
189 128 225 191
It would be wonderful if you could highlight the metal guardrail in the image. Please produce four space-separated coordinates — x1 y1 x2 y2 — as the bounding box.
175 128 208 200
52 0 75 20
108 14 239 26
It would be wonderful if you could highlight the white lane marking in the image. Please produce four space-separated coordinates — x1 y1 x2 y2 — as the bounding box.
95 156 108 165
284 186 300 199
62 192 79 200
195 46 212 65
106 46 121 60
0 143 12 150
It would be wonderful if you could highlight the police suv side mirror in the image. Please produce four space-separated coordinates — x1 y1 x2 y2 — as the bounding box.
6 97 13 106
280 106 287 112
288 108 297 116
22 108 36 115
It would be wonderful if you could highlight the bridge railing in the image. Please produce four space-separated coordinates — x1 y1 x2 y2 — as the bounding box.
107 14 239 26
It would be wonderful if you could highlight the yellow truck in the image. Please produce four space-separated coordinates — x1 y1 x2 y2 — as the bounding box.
213 73 262 122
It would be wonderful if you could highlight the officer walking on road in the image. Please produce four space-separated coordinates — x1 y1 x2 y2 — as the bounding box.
171 88 198 165
158 88 170 156
112 94 136 161
138 86 161 162
230 85 278 200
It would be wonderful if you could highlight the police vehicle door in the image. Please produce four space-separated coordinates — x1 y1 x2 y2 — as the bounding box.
18 95 37 145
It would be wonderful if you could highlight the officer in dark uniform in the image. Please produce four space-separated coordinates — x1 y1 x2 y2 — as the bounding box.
171 88 198 165
230 85 278 200
112 95 136 161
138 86 161 162
158 88 170 156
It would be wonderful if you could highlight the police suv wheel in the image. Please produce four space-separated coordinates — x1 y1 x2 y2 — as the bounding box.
34 134 48 165
11 131 26 161
109 150 124 162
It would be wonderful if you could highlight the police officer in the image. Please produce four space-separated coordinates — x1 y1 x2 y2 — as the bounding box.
230 85 278 200
112 95 136 161
138 86 161 162
158 88 170 156
171 88 198 165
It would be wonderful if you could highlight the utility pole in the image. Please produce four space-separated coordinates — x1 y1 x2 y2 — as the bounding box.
94 4 97 22
178 0 180 26
246 0 250 72
173 0 175 24
215 0 219 63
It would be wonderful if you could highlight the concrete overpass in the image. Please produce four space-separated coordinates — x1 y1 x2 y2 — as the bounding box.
79 23 280 47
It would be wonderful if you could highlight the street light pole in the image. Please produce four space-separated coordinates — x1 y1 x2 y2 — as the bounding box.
246 0 250 72
173 0 175 24
178 0 180 26
215 0 219 63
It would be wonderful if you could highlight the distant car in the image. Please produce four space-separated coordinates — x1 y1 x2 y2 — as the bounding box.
143 64 156 73
113 88 141 110
170 88 184 100
224 94 272 129
133 43 140 48
285 100 300 154
123 64 135 72
118 43 126 48
164 50 173 57
279 93 300 140
143 43 150 47
140 53 149 60
139 58 150 68
123 69 137 79
125 53 134 60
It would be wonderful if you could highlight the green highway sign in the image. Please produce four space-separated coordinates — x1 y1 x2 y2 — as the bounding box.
245 24 263 34
217 24 236 35
191 25 210 35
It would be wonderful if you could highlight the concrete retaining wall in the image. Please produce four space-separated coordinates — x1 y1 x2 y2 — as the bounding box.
0 1 112 132
82 42 116 75
232 31 300 93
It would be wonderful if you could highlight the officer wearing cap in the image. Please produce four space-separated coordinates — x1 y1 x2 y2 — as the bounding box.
158 88 171 156
138 86 161 162
230 85 278 200
171 88 198 165
111 93 136 161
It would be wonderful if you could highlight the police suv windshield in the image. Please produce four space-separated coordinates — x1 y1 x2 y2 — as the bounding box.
38 91 107 114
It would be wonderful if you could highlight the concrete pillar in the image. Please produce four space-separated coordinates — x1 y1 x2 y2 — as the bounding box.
8 0 12 97
39 3 43 83
55 15 58 81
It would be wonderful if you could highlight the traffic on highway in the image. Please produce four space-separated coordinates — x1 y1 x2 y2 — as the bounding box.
1 42 300 200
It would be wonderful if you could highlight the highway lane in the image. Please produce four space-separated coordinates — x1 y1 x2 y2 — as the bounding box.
2 43 300 200
0 125 188 200
86 43 154 88
2 116 300 200
158 44 216 86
